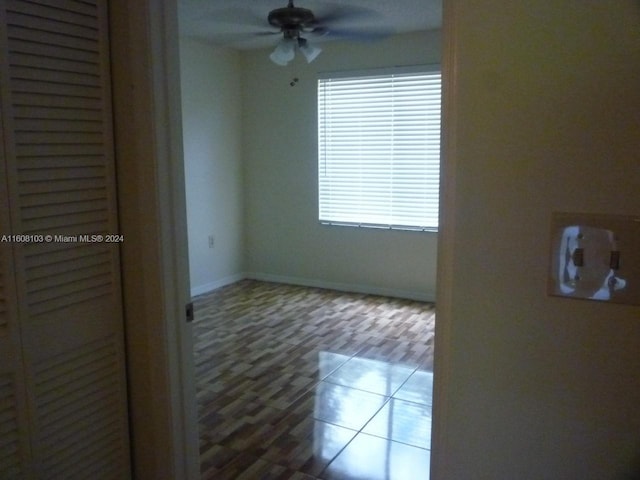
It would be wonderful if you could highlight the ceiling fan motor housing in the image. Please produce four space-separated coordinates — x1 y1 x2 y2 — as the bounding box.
268 4 316 32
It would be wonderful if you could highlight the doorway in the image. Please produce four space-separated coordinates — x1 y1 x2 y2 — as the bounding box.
177 2 443 478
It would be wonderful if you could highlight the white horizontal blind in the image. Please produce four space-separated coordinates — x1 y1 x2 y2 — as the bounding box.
318 67 441 231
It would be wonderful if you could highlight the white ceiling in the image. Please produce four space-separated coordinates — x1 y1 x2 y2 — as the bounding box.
178 0 442 49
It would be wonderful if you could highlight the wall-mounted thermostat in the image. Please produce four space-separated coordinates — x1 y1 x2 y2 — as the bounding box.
548 212 640 305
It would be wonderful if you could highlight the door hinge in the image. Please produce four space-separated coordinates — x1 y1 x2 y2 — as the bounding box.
185 302 194 323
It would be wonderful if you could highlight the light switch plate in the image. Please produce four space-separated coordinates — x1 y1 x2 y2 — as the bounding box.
548 212 640 305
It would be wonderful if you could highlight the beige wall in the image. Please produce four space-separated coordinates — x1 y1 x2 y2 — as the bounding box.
434 1 640 478
179 39 244 295
242 30 441 300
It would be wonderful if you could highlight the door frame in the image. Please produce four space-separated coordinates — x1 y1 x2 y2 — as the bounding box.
108 0 457 479
109 0 199 478
431 0 456 478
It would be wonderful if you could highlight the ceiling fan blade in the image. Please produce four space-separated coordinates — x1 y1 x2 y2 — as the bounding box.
312 3 381 26
307 27 393 42
206 7 271 30
253 31 282 36
206 31 280 47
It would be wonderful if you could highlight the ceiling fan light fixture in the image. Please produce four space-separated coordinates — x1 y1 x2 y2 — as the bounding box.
269 38 296 65
298 37 322 63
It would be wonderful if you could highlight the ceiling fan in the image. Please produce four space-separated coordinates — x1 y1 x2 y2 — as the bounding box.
267 0 324 65
222 1 386 66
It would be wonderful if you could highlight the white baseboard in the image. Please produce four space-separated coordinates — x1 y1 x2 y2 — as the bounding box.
245 272 435 303
190 273 245 297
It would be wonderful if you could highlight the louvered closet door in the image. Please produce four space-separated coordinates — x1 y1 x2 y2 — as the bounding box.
0 1 130 478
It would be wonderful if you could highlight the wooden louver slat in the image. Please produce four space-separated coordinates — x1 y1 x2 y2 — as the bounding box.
9 50 100 76
6 12 98 42
6 0 99 29
14 0 98 17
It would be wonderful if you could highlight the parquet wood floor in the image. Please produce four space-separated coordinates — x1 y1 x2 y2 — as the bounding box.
193 280 436 479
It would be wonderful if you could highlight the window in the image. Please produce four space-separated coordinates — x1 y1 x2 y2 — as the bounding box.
317 66 441 231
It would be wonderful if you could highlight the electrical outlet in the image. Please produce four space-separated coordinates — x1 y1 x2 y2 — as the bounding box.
208 235 214 249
